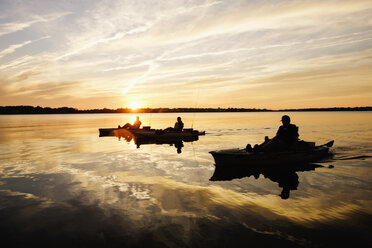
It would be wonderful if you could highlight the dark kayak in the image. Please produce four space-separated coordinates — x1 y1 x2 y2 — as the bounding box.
210 141 334 167
99 127 201 153
99 127 205 139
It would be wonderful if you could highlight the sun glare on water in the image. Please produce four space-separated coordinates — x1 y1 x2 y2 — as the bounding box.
128 102 141 110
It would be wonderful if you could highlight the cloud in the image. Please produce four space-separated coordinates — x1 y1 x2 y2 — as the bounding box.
0 36 50 59
55 24 153 61
214 64 372 108
21 81 86 98
88 0 372 52
0 12 71 37
0 40 32 59
52 1 225 61
0 55 35 71
68 0 371 93
0 76 86 99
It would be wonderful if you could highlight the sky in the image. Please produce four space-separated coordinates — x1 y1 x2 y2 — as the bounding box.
0 0 371 109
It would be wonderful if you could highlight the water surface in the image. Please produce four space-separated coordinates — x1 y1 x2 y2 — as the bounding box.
0 112 371 247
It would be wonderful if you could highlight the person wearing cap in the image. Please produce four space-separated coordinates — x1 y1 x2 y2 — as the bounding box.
276 115 299 146
247 115 299 152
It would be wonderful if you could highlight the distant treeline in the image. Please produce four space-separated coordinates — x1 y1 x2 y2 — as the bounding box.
278 107 372 112
0 105 371 114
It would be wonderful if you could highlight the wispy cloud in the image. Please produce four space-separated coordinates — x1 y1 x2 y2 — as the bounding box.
0 12 71 37
54 1 224 61
0 36 50 59
55 24 152 61
0 55 35 71
0 40 32 59
3 80 85 98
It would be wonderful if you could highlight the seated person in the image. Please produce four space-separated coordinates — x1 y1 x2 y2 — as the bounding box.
118 116 142 129
173 117 184 131
247 115 299 152
165 117 184 132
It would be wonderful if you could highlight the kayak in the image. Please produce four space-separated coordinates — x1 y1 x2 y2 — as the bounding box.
210 141 334 167
135 135 199 145
99 127 200 153
99 126 205 139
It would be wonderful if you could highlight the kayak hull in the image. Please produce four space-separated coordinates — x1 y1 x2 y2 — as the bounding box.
210 146 331 167
99 128 205 139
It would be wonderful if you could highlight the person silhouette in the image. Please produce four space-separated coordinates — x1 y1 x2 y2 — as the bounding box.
165 117 184 132
247 115 299 152
119 116 142 129
173 117 184 131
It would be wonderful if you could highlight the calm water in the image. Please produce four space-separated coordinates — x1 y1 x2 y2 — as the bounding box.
0 112 371 247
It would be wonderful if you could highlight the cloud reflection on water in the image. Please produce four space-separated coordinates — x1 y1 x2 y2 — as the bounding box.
1 156 369 226
1 161 371 247
0 113 371 246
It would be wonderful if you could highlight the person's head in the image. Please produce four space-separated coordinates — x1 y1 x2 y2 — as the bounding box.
281 115 290 125
177 117 182 122
136 116 140 120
